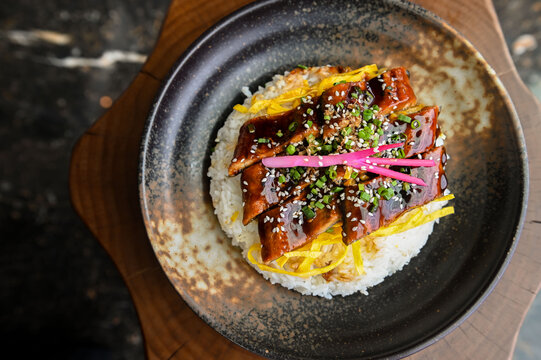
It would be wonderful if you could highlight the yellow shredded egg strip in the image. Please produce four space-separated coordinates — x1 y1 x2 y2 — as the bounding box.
247 195 455 278
247 241 348 278
233 64 380 115
351 241 365 275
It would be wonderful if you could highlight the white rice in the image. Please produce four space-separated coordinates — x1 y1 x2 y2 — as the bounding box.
208 66 447 299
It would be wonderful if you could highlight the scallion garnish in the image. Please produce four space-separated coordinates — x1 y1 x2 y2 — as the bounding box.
288 122 298 131
363 108 373 121
360 191 370 202
306 108 313 115
315 201 325 209
341 127 352 136
276 130 283 137
411 119 420 129
278 175 286 183
297 64 308 70
332 186 344 193
302 206 316 219
358 129 369 140
258 138 269 143
323 114 331 121
306 120 313 128
397 114 412 123
286 144 296 155
247 124 255 133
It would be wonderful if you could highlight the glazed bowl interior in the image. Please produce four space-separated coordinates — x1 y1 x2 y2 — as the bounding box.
139 0 527 359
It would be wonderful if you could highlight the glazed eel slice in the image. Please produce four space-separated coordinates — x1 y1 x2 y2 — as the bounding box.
341 146 448 245
320 67 417 139
258 190 342 263
228 99 320 176
240 106 439 225
229 67 416 176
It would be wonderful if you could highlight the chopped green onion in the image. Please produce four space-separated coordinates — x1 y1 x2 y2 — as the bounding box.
315 179 325 188
306 120 313 127
371 197 379 206
324 114 331 121
278 175 286 184
306 108 313 115
397 114 412 123
341 127 352 136
377 186 386 195
290 168 301 180
325 227 334 233
345 140 353 149
360 191 370 202
358 129 370 140
351 92 358 99
258 138 269 143
322 144 333 153
397 148 405 158
336 101 344 109
328 168 337 180
288 122 298 131
411 119 420 129
381 188 394 200
332 186 344 193
369 203 378 213
403 182 411 191
307 134 315 142
311 187 319 195
302 206 316 219
276 130 283 137
372 105 380 112
377 128 384 135
322 195 331 204
315 201 325 209
351 171 358 179
320 175 327 182
392 180 398 186
247 124 255 133
358 183 365 191
286 144 296 155
351 108 360 117
297 64 308 69
363 108 373 121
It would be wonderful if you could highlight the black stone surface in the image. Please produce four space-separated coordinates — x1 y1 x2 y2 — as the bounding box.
0 0 538 359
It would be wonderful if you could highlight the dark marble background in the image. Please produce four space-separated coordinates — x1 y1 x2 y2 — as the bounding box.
0 1 539 359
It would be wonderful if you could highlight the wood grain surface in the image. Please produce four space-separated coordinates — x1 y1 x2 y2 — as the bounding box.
69 0 541 359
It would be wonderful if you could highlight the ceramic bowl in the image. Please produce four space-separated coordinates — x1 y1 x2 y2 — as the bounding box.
139 0 528 358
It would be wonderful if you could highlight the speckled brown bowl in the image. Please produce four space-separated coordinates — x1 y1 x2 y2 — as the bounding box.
139 0 528 359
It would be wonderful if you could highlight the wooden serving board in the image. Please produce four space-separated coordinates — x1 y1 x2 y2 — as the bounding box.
69 0 541 358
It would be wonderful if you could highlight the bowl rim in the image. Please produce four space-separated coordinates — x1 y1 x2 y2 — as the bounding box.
139 0 529 358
